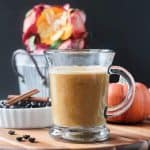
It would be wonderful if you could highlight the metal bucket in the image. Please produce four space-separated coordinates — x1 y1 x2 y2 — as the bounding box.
12 49 49 97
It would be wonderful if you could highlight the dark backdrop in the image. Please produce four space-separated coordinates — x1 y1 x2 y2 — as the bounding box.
0 0 150 98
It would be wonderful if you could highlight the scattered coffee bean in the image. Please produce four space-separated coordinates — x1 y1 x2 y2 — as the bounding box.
28 137 36 143
16 137 23 142
23 135 30 139
7 130 37 143
8 130 15 135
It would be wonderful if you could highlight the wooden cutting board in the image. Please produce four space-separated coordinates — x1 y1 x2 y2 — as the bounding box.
0 121 149 150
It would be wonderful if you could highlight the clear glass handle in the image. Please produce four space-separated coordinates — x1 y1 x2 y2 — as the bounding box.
107 66 135 117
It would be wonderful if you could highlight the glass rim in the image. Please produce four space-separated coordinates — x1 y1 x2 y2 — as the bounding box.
45 49 115 54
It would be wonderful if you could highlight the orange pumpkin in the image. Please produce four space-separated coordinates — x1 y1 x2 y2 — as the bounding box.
107 82 149 124
148 88 150 119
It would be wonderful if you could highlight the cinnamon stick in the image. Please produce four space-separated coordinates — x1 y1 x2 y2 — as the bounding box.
6 89 39 106
7 95 49 103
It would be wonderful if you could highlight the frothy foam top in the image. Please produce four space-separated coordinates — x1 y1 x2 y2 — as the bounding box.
50 66 107 74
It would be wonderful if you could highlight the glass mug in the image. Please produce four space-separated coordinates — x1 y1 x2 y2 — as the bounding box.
45 49 135 142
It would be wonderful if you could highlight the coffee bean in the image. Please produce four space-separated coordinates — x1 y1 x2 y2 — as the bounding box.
46 101 51 107
37 102 42 107
28 137 36 143
31 105 38 108
16 137 23 142
23 135 30 139
8 130 15 135
25 103 32 108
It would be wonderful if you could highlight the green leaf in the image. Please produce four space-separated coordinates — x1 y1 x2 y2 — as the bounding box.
28 36 36 50
50 40 62 49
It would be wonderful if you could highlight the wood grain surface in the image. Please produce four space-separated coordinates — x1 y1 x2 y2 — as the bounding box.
0 121 149 150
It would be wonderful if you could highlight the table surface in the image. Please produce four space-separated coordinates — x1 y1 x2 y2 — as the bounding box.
0 121 150 150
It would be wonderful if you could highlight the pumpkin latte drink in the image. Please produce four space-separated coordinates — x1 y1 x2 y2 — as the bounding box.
50 66 109 127
45 49 135 142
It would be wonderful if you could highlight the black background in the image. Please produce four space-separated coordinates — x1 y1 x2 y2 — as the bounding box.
0 0 150 98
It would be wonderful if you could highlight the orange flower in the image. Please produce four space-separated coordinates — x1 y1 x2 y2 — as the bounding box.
36 6 72 45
